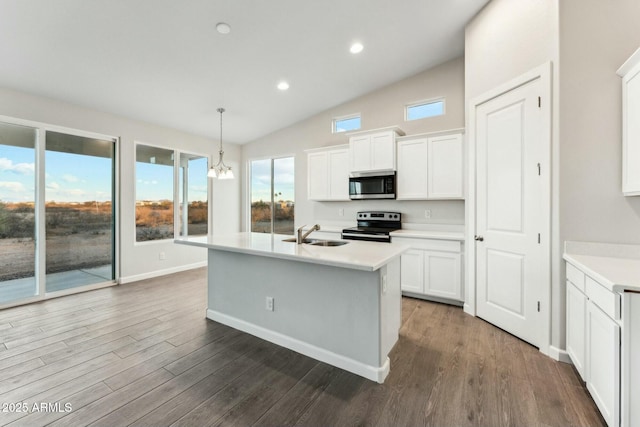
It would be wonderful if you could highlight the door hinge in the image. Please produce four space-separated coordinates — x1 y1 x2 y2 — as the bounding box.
538 96 541 108
537 301 541 312
538 233 541 244
537 163 541 175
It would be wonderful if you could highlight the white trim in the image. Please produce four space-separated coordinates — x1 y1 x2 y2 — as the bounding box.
207 309 390 383
466 62 553 355
0 114 117 142
45 280 117 299
119 261 206 284
548 345 572 363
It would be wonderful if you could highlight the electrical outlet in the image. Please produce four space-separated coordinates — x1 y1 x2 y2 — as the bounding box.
338 208 344 217
159 251 166 260
424 209 432 219
382 275 387 294
265 296 274 311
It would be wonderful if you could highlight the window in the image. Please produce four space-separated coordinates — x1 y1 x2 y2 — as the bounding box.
250 156 295 235
135 144 174 242
405 99 445 121
179 153 208 237
0 122 37 305
45 131 115 292
0 120 117 307
333 114 361 133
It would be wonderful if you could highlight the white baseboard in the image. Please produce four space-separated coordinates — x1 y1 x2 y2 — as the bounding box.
549 345 572 363
207 309 390 383
119 261 207 284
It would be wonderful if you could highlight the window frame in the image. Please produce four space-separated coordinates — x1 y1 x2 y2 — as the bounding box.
332 113 362 134
177 151 209 238
245 154 295 234
0 114 119 309
404 98 446 121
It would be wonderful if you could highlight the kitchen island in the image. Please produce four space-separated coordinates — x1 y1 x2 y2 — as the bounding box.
175 232 408 383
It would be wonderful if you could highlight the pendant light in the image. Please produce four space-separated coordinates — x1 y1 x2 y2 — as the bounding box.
207 107 234 179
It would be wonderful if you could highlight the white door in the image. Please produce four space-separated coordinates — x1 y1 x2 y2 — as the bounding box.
475 76 548 348
307 151 328 200
370 132 395 171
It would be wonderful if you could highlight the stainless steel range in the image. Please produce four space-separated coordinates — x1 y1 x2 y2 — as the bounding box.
341 211 401 243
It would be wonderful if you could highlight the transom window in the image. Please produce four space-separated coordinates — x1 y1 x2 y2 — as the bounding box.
405 99 445 121
333 114 361 133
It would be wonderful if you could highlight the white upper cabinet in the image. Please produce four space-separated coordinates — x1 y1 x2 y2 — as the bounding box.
617 47 640 196
397 131 464 200
306 145 349 201
397 137 429 199
348 128 403 173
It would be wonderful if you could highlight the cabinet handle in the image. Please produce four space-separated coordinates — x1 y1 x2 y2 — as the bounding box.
474 235 484 242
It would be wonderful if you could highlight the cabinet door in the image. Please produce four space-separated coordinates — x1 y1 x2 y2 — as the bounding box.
586 300 620 427
424 251 462 300
397 138 428 200
307 151 328 200
370 132 395 171
428 133 464 199
328 149 349 200
400 249 424 294
349 135 371 172
566 280 587 380
621 59 640 195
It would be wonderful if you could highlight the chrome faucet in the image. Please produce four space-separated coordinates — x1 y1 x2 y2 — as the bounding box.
297 224 321 244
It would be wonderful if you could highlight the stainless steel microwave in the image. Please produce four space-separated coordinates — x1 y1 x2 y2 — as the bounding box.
349 171 396 200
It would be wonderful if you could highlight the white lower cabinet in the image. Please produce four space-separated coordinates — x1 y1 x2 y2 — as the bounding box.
565 261 622 427
394 237 463 303
566 280 587 379
586 300 620 427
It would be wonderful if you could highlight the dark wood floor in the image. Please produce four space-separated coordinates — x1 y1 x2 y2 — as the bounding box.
0 268 605 427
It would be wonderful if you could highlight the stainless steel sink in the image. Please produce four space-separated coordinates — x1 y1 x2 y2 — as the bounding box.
308 240 349 247
282 237 348 246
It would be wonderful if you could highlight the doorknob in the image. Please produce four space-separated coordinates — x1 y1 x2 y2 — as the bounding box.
474 235 484 241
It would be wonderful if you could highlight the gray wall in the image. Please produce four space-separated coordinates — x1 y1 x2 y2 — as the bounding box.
241 57 466 229
559 0 640 245
0 86 241 282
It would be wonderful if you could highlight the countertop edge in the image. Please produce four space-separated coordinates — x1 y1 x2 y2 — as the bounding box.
175 237 407 272
563 252 640 293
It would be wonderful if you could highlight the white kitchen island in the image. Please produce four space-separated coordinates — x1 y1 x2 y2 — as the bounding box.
175 232 408 383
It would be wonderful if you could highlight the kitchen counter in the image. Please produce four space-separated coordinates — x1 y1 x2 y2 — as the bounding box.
175 232 408 272
563 241 640 293
174 232 405 383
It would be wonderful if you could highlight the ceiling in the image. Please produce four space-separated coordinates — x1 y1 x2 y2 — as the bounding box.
0 0 489 144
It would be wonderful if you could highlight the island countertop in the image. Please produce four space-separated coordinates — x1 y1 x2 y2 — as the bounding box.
175 232 409 272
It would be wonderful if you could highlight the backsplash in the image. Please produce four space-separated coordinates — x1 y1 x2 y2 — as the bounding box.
311 199 464 225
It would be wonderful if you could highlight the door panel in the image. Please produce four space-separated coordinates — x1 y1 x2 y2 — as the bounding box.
486 249 524 317
476 77 546 348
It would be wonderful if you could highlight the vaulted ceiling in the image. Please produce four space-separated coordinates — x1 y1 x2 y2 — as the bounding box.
0 0 489 143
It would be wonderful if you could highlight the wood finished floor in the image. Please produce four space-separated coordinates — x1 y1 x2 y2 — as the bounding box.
0 268 605 427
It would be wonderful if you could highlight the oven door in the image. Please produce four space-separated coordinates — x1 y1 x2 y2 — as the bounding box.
349 172 395 200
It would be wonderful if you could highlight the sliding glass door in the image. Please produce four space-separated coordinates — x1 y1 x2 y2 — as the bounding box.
0 122 37 305
0 119 117 308
250 156 294 235
45 131 115 292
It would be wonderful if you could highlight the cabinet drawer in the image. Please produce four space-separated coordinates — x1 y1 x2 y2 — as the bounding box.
586 276 621 320
566 262 586 292
392 237 461 253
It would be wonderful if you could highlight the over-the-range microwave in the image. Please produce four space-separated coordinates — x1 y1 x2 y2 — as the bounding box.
348 171 396 200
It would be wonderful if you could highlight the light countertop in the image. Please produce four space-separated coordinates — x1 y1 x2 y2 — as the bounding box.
175 232 409 272
563 241 640 293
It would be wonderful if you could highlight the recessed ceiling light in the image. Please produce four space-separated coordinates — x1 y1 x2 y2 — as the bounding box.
350 42 364 54
216 22 231 34
277 81 290 91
